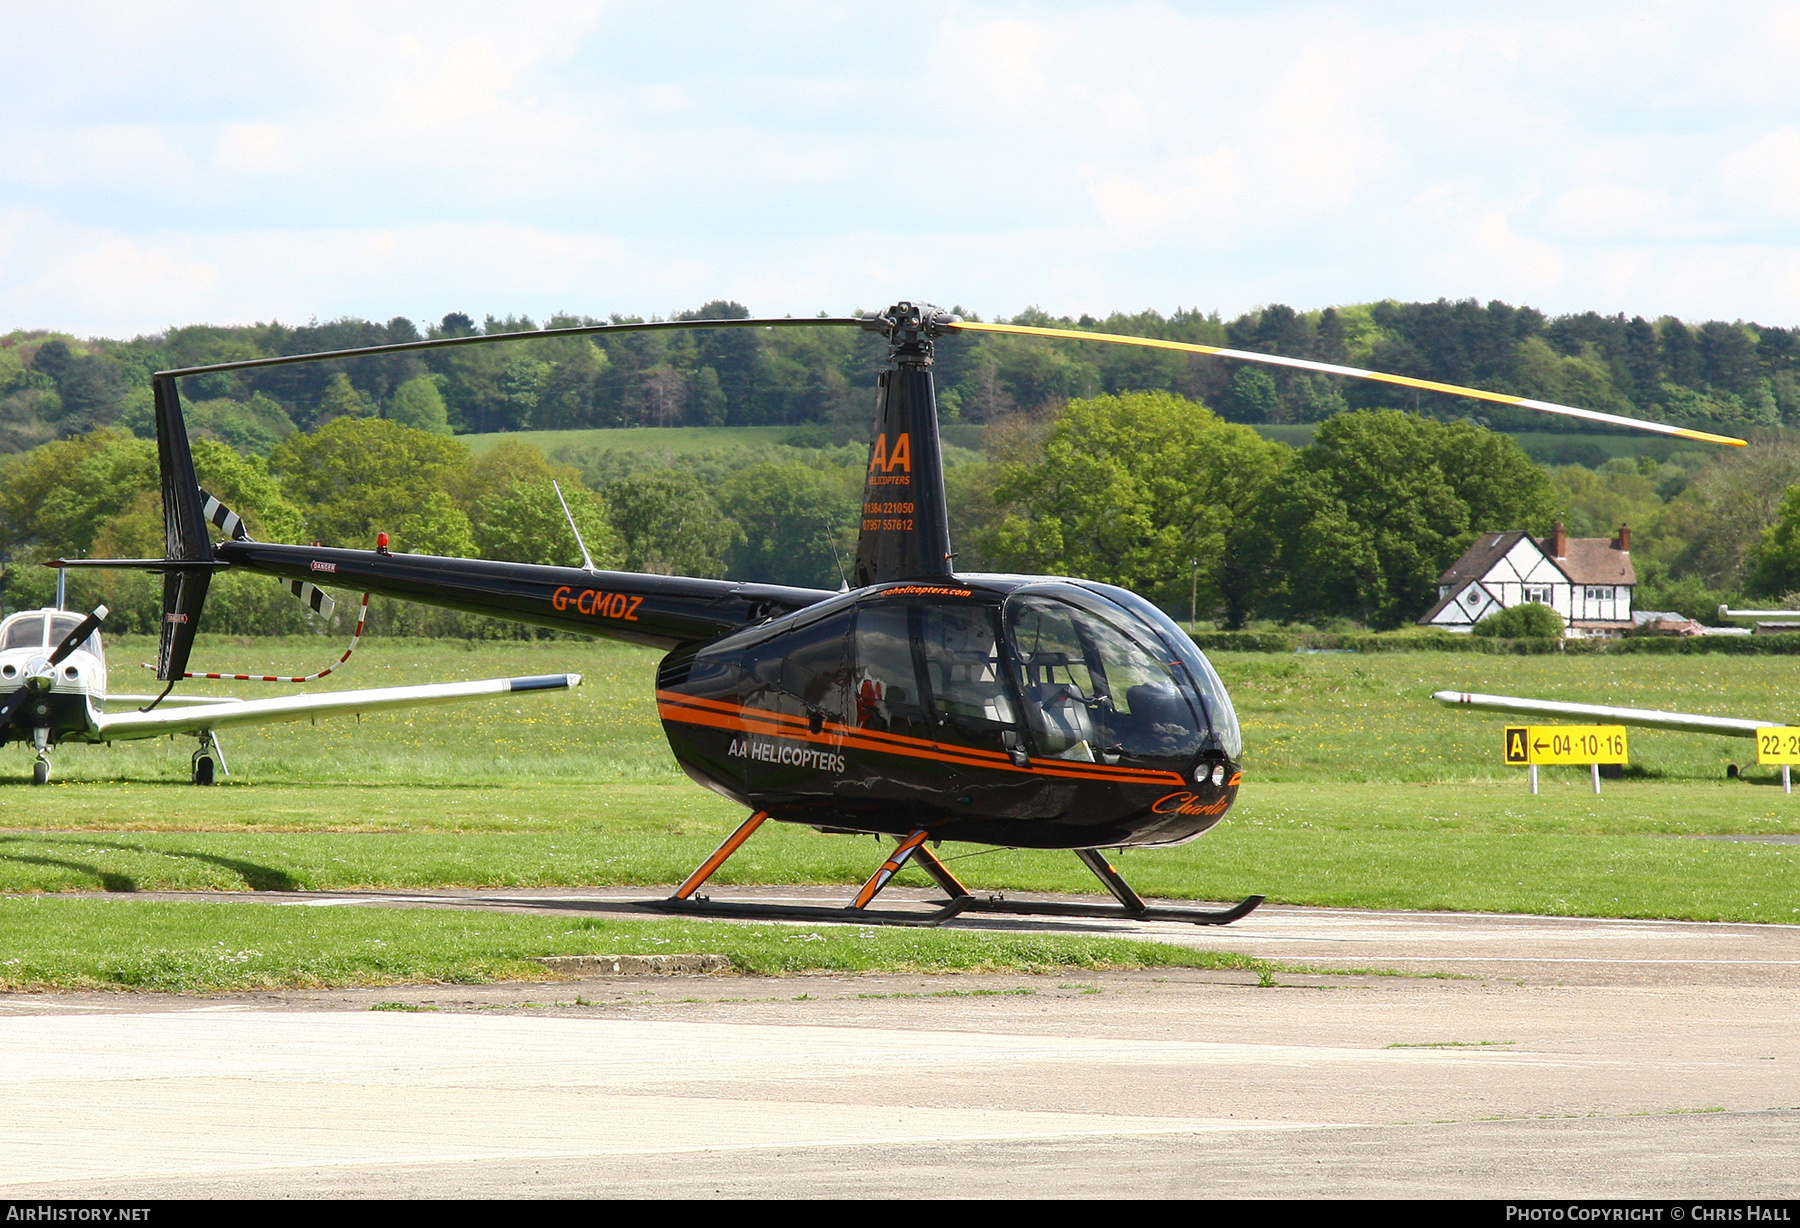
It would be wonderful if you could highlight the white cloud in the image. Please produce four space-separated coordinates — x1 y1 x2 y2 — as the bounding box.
1435 212 1568 295
1718 127 1800 219
1546 184 1671 237
3 3 1799 332
216 124 293 174
0 215 220 333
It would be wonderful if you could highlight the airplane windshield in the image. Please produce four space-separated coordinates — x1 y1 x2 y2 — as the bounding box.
1 615 45 651
46 614 99 658
1003 586 1205 767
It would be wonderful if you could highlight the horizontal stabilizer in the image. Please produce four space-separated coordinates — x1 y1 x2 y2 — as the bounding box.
1432 690 1773 738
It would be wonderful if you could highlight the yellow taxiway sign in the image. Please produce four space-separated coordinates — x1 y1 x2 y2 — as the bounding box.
1504 725 1628 765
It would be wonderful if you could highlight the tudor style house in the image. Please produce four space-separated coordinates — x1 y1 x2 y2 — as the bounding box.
1419 523 1635 637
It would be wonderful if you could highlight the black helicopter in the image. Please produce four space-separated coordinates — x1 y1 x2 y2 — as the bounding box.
59 302 1742 926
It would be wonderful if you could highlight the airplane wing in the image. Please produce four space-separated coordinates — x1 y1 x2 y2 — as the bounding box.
93 673 581 740
1431 690 1772 738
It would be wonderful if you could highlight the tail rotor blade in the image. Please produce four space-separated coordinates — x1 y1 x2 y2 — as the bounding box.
946 321 1749 448
199 490 250 541
286 579 336 619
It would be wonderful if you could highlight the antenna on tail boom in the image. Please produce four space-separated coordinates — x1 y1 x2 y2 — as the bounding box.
553 481 600 573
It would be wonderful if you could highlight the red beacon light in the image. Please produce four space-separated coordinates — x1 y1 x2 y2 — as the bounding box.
375 532 390 555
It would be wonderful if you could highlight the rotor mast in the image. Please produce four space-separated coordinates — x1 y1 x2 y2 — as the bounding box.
854 302 958 587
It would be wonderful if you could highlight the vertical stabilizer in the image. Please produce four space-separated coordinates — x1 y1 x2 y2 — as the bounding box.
154 375 213 681
854 303 956 587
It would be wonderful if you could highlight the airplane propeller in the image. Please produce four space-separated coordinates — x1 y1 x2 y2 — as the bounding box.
0 605 107 726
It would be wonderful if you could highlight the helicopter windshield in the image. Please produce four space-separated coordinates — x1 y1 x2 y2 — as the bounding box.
1003 585 1205 767
1078 582 1242 761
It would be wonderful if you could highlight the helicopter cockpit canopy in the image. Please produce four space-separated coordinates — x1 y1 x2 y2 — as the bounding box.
1003 582 1238 767
680 578 1239 775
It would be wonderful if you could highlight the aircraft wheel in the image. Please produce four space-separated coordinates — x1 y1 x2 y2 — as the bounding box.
193 756 216 787
31 759 49 786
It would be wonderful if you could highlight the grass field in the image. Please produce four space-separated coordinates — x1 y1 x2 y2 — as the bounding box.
0 896 1265 992
3 634 1795 986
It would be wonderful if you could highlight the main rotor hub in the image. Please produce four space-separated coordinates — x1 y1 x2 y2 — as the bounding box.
861 301 960 367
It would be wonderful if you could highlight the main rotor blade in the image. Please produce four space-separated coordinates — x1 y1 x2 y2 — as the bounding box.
157 316 866 379
947 321 1748 448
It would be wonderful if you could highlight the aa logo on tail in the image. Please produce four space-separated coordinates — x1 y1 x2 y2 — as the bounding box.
868 433 912 473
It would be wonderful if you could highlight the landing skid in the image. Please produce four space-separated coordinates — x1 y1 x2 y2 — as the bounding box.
642 811 1263 929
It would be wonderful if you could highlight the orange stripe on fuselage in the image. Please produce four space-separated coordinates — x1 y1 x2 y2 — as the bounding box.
655 690 1186 786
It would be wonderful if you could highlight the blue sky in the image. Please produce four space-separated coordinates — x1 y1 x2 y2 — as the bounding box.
3 1 1797 337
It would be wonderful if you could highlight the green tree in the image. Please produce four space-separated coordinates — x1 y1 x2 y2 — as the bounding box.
190 438 308 544
1649 434 1800 589
0 429 157 558
985 390 1286 616
1749 484 1800 596
473 478 622 569
1472 602 1563 638
605 471 740 577
318 371 375 421
270 418 474 553
1222 368 1280 422
1234 410 1556 629
185 393 297 455
388 377 450 435
718 461 857 588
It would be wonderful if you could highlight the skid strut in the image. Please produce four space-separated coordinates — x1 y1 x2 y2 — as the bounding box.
647 815 1261 927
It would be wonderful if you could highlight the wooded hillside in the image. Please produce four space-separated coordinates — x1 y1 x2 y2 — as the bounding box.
3 299 1796 453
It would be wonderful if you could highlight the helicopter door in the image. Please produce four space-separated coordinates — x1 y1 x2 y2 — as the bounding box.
740 611 851 796
848 600 947 797
917 603 1022 758
850 602 932 743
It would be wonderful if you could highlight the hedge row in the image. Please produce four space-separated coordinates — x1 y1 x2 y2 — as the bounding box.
1188 631 1800 655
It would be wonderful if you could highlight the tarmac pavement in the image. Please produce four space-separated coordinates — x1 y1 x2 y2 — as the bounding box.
2 892 1797 1198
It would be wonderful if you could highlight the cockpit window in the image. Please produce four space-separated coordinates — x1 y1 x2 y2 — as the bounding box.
1081 582 1242 760
1005 589 1203 766
851 602 932 742
46 613 100 659
917 603 1018 750
1 615 45 651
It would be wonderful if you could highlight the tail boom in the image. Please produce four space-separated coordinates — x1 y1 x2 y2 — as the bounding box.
215 540 833 650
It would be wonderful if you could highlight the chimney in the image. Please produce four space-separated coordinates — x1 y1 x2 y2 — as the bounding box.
1613 524 1631 552
1550 521 1566 558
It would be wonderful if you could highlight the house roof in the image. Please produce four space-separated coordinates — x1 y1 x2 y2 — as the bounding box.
1437 532 1532 586
1544 536 1636 586
1436 528 1637 588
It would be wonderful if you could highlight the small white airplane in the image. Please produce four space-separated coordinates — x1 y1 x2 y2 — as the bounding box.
0 603 580 786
